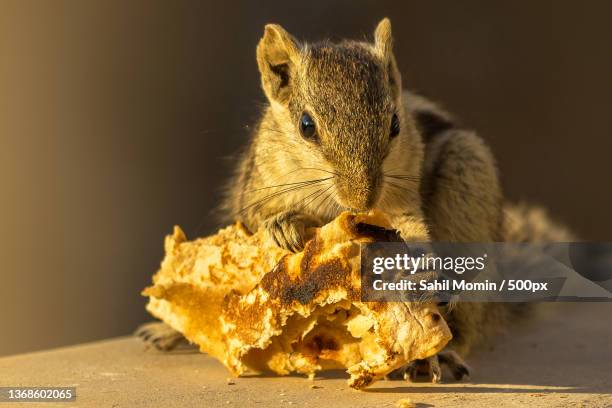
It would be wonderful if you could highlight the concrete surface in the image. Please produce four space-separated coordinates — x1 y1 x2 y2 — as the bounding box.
1 303 611 407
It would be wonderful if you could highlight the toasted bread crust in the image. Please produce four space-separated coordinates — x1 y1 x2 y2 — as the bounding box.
143 212 451 389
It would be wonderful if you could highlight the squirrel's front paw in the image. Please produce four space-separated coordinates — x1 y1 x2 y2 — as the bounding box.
403 350 470 383
135 321 189 351
263 211 321 252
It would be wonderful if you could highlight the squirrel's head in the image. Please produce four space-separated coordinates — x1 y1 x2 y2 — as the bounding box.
256 18 421 212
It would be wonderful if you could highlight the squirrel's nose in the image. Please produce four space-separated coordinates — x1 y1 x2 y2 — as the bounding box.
335 174 380 211
354 188 378 211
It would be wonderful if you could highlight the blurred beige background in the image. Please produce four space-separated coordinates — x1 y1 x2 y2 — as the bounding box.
1 1 611 356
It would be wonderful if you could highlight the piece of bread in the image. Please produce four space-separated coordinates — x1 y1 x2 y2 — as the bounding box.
142 211 451 389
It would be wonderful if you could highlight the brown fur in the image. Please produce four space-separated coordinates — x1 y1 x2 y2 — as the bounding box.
220 18 524 381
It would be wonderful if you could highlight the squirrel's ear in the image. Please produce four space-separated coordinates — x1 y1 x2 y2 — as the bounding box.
374 18 402 101
374 18 393 62
256 24 299 105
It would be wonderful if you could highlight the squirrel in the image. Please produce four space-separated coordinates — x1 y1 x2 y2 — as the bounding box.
138 18 547 384
221 18 503 382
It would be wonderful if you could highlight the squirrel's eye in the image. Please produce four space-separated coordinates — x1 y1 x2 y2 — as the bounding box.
390 113 400 139
299 112 317 141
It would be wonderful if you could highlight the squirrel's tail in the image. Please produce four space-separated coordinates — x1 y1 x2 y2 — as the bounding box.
502 202 576 243
501 201 577 319
447 203 577 356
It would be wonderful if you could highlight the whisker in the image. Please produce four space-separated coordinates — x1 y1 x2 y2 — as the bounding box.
384 174 421 181
384 173 497 209
317 187 337 216
245 176 333 193
302 184 334 212
239 180 326 214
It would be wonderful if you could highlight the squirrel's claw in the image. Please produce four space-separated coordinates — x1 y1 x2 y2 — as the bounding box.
135 321 189 351
403 351 470 383
438 350 471 381
404 356 442 383
263 211 320 253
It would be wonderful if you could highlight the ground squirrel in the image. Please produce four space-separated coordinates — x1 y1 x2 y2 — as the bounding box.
139 18 539 383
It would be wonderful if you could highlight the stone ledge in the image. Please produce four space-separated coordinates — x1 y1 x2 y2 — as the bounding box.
1 303 610 407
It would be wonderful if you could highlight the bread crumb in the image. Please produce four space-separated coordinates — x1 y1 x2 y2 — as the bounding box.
396 398 416 408
309 384 321 389
226 378 235 385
